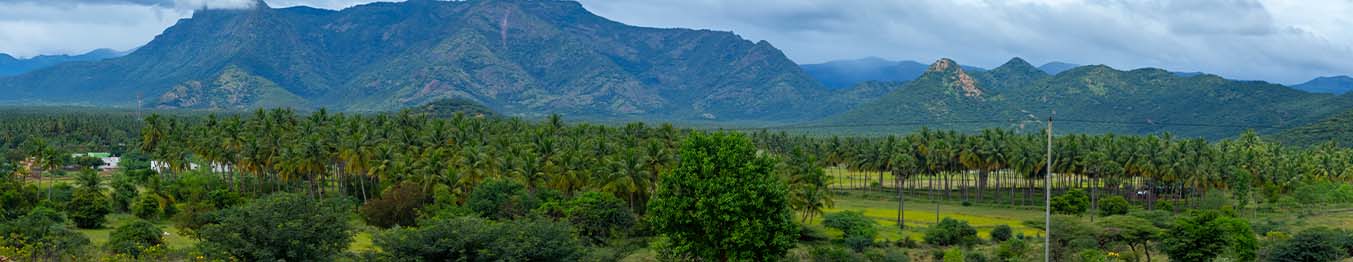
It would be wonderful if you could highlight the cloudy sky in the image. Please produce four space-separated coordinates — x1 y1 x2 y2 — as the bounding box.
1 0 1350 84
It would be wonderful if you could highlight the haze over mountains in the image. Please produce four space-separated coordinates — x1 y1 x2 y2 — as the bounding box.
1292 76 1353 95
1 0 1351 140
0 49 127 77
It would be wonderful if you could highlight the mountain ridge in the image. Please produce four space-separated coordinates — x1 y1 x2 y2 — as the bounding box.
0 49 127 77
820 58 1353 138
0 0 836 121
1292 76 1353 94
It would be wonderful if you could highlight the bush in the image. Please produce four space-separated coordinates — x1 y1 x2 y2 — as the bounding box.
110 175 138 212
467 179 538 220
564 191 635 243
823 210 879 251
1077 249 1108 262
990 224 1013 242
864 248 910 262
196 193 353 261
995 238 1028 262
925 218 978 247
799 224 831 243
0 207 92 260
131 193 163 220
105 219 164 257
376 216 583 261
67 187 111 229
1262 227 1351 262
1097 195 1130 216
359 181 431 228
965 251 989 262
1161 210 1256 262
942 247 964 262
808 245 864 262
1051 189 1089 215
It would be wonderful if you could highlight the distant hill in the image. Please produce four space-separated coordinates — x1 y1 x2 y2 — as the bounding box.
1037 62 1079 75
413 98 496 118
801 57 985 89
1291 76 1353 94
0 49 127 77
0 0 836 121
820 57 1353 138
1273 107 1353 147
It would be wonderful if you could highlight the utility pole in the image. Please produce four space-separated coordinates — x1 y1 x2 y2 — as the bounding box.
1045 116 1053 262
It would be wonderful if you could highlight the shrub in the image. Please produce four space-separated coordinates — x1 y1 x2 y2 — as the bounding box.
990 224 1013 242
0 207 92 260
105 220 164 257
376 216 583 261
359 181 431 228
1161 210 1256 262
823 210 879 251
1154 200 1174 212
131 193 163 220
942 247 964 262
1051 189 1089 215
995 238 1028 262
1097 195 1130 216
1077 249 1108 262
965 251 989 262
808 245 864 262
864 248 910 262
925 218 978 247
67 187 111 229
1262 227 1351 262
196 193 353 261
564 191 635 243
798 224 831 243
110 175 138 212
467 179 538 220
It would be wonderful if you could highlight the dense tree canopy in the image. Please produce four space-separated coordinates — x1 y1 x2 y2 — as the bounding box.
648 132 798 261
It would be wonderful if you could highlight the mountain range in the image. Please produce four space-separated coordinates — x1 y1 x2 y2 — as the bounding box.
799 57 985 89
820 58 1353 139
2 0 1352 141
0 49 127 77
0 0 843 121
1291 76 1353 95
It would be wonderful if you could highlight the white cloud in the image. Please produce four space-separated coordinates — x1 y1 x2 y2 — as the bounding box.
0 0 1349 84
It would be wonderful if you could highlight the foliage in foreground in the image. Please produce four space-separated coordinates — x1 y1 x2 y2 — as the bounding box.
375 216 582 261
648 132 798 261
195 193 353 261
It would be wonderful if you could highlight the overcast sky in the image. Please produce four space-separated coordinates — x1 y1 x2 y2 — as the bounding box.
1 0 1350 84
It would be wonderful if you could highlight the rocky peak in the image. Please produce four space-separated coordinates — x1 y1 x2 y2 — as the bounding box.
926 58 960 73
925 58 983 97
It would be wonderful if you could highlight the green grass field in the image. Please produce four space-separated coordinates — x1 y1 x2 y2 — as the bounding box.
810 191 1045 242
76 214 197 250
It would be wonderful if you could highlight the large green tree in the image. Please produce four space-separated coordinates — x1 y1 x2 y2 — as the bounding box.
1161 211 1257 262
195 193 353 261
648 132 797 261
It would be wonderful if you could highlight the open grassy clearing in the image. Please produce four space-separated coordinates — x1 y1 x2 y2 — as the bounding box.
811 191 1045 242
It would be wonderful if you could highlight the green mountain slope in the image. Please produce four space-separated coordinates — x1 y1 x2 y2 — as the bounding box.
1273 107 1353 146
821 58 1353 138
0 0 832 121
